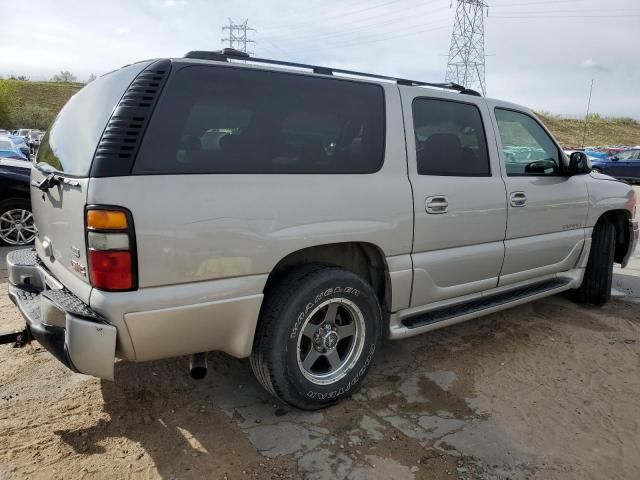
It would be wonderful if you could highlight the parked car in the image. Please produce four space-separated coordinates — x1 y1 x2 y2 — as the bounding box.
0 136 28 161
591 149 640 182
5 50 639 410
8 135 31 159
0 157 35 246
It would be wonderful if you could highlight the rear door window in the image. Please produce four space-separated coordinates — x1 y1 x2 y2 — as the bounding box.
134 65 385 174
412 98 490 176
36 61 151 176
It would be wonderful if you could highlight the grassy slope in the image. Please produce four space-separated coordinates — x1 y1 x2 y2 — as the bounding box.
5 80 82 129
536 113 640 148
12 80 82 112
5 80 640 147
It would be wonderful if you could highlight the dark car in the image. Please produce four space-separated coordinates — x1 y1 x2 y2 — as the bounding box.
591 149 640 182
0 157 35 246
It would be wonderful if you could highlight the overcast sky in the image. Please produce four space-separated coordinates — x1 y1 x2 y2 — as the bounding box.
2 0 639 118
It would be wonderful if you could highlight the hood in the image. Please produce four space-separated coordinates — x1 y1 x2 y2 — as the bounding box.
589 171 624 183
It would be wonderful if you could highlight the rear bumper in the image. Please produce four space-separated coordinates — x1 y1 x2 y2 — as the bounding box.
622 219 639 268
6 249 117 380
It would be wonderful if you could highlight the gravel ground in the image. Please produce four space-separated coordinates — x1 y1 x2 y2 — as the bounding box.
0 246 639 480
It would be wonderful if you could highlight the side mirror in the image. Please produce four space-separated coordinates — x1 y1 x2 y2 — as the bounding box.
568 152 592 175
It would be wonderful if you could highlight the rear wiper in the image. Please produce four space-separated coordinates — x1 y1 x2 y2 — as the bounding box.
31 173 79 192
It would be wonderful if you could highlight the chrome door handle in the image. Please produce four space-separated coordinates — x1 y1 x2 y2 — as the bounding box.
426 196 449 214
510 191 527 207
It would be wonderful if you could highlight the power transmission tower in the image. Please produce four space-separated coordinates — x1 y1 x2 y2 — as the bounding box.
445 0 488 95
221 19 256 55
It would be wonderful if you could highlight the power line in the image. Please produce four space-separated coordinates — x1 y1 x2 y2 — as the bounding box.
221 18 256 54
445 0 489 95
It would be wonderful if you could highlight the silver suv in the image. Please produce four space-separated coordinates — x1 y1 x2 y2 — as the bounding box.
5 50 638 409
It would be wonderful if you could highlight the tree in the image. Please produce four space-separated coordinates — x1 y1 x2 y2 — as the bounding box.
51 71 77 83
9 75 29 81
0 80 16 126
86 73 97 83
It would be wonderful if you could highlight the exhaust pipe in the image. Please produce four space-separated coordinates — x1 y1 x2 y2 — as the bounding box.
189 352 208 380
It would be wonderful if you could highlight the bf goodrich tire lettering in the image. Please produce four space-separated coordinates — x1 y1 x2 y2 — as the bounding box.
250 265 382 410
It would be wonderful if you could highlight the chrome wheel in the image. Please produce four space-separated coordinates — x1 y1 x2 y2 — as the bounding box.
0 209 36 245
296 298 366 385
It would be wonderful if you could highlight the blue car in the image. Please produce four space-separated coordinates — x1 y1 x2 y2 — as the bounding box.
0 136 28 161
8 135 31 159
591 149 640 182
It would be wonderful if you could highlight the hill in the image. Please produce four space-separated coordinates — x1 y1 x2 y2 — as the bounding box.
0 79 82 130
536 112 640 148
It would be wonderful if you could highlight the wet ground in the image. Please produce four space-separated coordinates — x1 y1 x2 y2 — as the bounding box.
0 246 639 480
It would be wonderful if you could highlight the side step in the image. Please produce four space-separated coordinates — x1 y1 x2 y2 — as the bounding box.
402 278 571 329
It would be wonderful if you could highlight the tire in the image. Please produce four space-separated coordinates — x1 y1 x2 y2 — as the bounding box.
592 167 602 174
573 220 616 305
0 198 36 247
250 265 382 410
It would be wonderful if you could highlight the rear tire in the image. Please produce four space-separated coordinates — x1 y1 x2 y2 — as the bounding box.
592 167 603 174
250 265 382 410
573 220 616 305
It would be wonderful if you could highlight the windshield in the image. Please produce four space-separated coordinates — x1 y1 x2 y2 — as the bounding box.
36 61 151 176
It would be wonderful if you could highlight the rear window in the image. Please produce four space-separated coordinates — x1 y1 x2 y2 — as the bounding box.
36 61 151 176
412 98 490 176
134 65 385 174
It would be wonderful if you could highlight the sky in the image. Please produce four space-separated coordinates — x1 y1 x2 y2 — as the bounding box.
2 0 640 118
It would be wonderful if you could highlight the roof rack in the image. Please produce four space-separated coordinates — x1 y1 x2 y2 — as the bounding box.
183 49 482 97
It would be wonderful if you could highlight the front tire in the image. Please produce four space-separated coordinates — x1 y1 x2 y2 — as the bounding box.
573 220 616 305
250 265 382 410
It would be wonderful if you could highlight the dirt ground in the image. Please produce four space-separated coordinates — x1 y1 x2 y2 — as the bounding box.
1 251 639 480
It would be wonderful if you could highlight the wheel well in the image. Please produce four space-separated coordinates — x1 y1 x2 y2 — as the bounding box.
265 242 391 312
597 210 631 264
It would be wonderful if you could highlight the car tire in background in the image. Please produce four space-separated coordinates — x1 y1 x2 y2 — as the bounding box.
572 219 616 305
0 198 37 246
592 167 603 174
250 265 382 410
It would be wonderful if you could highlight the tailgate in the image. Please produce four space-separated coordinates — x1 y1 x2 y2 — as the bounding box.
31 169 92 303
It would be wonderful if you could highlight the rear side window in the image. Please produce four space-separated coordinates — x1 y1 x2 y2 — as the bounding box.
134 65 385 174
36 61 151 176
412 98 490 176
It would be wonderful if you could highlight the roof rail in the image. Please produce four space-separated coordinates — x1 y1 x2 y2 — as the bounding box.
183 49 482 97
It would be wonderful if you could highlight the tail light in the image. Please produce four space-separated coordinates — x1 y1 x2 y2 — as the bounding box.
85 206 137 291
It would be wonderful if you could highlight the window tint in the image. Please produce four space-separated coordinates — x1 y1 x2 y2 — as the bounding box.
412 98 490 176
135 66 385 174
495 109 560 177
36 61 151 176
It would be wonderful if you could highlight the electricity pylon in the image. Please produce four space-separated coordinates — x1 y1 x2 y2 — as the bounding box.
221 19 256 54
445 1 488 95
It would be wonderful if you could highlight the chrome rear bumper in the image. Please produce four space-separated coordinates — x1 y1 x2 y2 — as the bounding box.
6 249 117 380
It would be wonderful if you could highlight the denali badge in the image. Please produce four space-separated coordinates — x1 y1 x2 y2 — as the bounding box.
71 259 86 276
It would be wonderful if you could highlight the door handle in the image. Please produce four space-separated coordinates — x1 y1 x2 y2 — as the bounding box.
510 191 527 207
426 196 449 214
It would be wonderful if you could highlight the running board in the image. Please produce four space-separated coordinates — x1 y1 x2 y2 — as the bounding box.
401 278 572 330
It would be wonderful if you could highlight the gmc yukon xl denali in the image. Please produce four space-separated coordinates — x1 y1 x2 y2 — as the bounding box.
5 50 638 409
